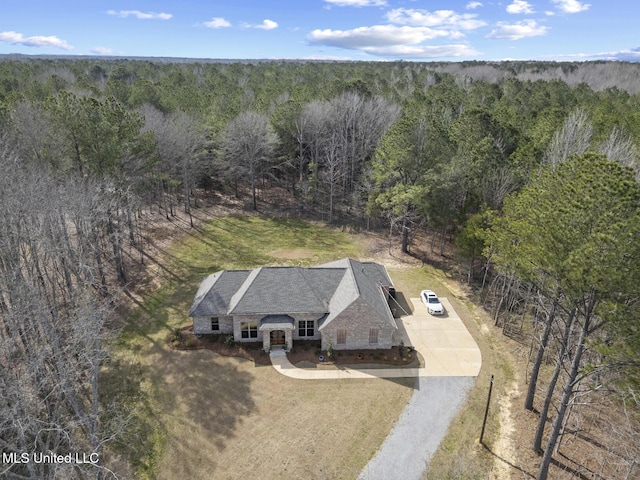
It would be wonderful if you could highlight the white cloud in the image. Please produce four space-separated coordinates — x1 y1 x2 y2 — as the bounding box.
386 8 486 30
360 44 479 58
552 0 590 13
204 17 231 28
506 0 534 14
324 0 387 6
107 10 172 20
307 25 478 58
486 20 549 40
466 1 483 9
0 31 73 50
548 47 640 61
545 11 556 16
91 46 114 55
255 19 278 30
309 25 451 49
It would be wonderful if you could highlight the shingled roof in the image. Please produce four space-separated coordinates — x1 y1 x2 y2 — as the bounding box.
228 266 339 315
314 258 395 329
189 270 251 317
188 258 394 326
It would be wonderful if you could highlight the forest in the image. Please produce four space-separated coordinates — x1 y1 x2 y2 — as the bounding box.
0 56 639 479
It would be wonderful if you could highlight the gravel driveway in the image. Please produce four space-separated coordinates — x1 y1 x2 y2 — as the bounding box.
359 376 476 480
359 298 480 480
269 296 481 480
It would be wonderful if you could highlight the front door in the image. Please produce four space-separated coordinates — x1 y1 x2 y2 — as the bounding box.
270 330 285 345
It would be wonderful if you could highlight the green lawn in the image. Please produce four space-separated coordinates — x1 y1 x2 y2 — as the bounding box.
120 216 360 340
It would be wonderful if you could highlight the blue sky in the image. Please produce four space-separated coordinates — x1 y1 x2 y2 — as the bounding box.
1 1 638 61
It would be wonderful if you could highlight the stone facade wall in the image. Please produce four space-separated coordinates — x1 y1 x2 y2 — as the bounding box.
192 315 233 335
320 299 396 351
228 313 324 343
194 307 395 351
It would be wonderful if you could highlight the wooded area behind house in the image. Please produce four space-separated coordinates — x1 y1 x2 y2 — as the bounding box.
0 57 639 479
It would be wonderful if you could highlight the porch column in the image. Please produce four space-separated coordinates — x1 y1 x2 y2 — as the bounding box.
285 329 293 352
263 333 270 352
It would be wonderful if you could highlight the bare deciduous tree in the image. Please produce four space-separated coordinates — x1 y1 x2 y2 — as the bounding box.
543 108 592 168
297 92 399 216
598 127 640 180
140 105 206 225
0 137 128 479
219 110 277 210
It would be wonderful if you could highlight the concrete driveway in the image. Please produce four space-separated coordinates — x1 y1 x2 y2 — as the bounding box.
270 297 481 379
395 297 482 377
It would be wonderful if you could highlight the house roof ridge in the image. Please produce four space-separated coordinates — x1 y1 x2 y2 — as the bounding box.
188 270 223 316
228 267 262 314
299 267 342 310
347 259 397 328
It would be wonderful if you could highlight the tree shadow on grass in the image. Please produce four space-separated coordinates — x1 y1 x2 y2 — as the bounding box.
103 346 256 479
155 349 256 478
101 357 167 478
481 444 535 478
553 452 600 480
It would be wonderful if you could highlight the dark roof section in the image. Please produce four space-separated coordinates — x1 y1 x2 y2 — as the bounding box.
258 315 295 330
300 268 346 303
315 258 395 329
188 258 396 329
229 266 330 315
188 270 251 317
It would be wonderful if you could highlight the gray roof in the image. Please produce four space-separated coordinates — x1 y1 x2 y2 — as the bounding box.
259 315 295 330
189 258 396 329
189 270 251 317
315 258 396 329
228 266 340 315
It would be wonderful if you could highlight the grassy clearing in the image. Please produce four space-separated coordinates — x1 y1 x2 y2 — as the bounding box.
106 216 414 480
106 215 513 479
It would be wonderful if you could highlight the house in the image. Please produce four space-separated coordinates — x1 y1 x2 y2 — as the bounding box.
188 258 397 352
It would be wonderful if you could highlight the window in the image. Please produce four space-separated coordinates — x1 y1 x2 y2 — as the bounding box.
336 329 347 345
240 321 258 339
298 320 314 337
211 317 219 331
369 328 379 344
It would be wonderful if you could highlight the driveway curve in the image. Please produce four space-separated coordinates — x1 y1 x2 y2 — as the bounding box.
269 297 481 480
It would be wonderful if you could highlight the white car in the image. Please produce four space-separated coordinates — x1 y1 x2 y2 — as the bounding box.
421 290 444 315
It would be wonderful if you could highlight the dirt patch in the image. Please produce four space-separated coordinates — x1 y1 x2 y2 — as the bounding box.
269 248 315 260
288 342 422 368
356 226 462 274
492 380 521 480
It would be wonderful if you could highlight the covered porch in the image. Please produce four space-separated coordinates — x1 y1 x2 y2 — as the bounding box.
260 315 295 352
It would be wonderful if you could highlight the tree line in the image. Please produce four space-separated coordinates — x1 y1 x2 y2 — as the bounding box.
0 57 639 478
485 152 640 479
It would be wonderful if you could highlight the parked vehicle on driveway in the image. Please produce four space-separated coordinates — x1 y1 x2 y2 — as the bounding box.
420 290 444 315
